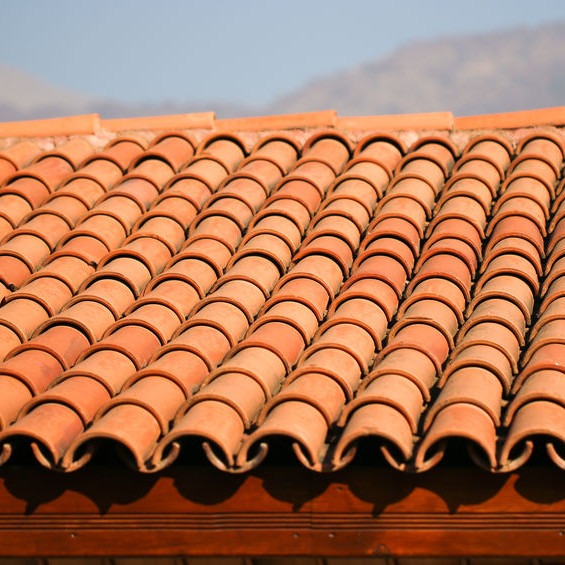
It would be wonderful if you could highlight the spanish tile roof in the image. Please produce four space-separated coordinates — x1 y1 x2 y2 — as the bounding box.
0 107 564 474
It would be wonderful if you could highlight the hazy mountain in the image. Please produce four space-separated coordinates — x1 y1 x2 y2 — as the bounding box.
1 21 565 122
270 22 565 116
0 65 253 122
0 64 96 117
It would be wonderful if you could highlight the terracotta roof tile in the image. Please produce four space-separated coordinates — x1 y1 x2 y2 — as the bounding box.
1 107 565 473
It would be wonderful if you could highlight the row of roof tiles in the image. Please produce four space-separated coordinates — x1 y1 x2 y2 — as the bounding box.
2 106 565 138
0 114 564 473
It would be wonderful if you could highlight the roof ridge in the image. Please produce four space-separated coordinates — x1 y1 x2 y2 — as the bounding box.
0 106 565 138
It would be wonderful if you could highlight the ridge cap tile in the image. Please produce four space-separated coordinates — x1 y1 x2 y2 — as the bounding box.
215 110 337 131
101 112 216 132
0 114 100 138
337 111 454 131
454 106 565 130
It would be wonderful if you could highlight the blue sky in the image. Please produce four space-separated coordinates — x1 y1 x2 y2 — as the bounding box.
2 0 565 105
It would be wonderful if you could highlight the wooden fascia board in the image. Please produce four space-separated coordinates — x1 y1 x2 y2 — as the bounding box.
0 465 564 557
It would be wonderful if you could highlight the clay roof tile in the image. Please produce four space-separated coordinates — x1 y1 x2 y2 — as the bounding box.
0 106 564 473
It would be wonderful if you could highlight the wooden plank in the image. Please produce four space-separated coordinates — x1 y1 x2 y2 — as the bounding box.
0 466 565 557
